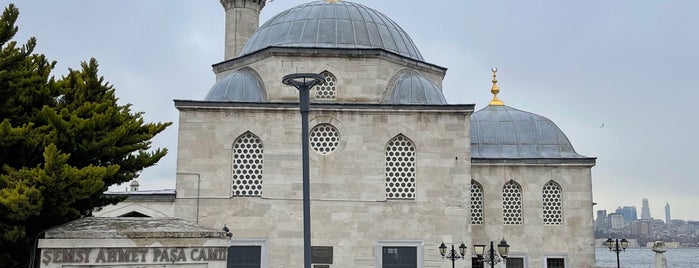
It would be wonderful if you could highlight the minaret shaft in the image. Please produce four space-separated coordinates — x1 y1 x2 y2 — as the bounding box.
221 0 266 60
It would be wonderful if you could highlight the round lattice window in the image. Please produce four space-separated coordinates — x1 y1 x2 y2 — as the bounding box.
310 123 340 155
471 181 484 224
543 181 563 225
385 135 416 200
232 132 263 197
315 71 336 100
503 181 522 224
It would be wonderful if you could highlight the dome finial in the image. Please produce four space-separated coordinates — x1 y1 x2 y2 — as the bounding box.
489 66 504 106
324 0 342 3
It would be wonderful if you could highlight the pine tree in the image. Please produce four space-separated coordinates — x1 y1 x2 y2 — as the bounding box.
0 4 171 267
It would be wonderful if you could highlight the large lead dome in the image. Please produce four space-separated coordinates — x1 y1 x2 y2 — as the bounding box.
470 105 585 159
238 1 424 61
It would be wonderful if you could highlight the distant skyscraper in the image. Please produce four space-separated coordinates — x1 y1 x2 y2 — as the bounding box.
596 210 608 229
665 203 671 224
609 213 625 229
616 206 638 223
631 221 652 237
641 198 651 220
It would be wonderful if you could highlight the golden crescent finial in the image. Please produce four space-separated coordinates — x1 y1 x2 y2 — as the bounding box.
489 66 504 106
325 0 342 3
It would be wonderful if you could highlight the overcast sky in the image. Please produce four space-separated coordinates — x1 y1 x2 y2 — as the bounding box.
10 0 699 221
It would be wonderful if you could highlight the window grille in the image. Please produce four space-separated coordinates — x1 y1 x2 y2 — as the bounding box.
471 180 484 224
546 258 565 268
543 181 563 225
314 71 337 100
232 132 263 197
503 180 523 224
309 123 340 155
385 135 416 200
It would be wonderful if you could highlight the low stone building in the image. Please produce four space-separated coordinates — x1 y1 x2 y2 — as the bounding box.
38 218 229 268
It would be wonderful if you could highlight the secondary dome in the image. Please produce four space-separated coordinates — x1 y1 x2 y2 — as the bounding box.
470 105 585 159
384 69 447 104
238 1 424 61
205 68 267 102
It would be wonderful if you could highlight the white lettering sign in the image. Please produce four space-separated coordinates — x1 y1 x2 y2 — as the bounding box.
41 247 226 265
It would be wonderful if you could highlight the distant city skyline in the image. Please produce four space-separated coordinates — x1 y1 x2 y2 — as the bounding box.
600 198 691 223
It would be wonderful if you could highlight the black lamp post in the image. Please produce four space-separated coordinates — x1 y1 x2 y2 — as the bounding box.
473 239 510 268
606 238 628 268
282 73 325 268
439 242 467 268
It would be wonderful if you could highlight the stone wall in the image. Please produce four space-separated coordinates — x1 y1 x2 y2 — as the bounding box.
471 163 596 267
174 102 472 267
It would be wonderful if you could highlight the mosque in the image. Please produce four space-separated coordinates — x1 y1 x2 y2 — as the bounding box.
41 0 597 267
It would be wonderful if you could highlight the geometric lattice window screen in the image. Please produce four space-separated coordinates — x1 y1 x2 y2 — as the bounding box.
232 132 263 197
471 180 484 224
543 181 563 225
314 71 337 100
385 135 416 200
502 180 523 224
309 123 340 155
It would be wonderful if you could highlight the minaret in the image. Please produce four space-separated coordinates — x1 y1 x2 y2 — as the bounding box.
220 0 266 60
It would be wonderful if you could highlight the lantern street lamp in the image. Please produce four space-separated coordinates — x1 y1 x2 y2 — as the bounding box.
439 242 467 268
473 239 510 268
282 73 325 268
606 238 628 268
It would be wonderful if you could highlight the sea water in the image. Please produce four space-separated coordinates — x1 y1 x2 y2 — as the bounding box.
595 247 699 267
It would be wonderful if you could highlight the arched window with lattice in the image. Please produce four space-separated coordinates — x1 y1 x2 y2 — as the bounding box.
503 180 523 225
232 132 263 197
314 71 337 100
471 180 484 224
543 181 563 225
385 134 416 200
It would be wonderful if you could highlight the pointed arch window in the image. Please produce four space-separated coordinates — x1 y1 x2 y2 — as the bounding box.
471 180 484 224
314 71 337 100
543 181 563 225
232 132 263 197
385 135 416 200
503 180 523 225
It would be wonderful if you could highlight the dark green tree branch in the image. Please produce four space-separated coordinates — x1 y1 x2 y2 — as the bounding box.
0 4 171 267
